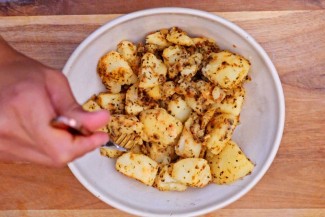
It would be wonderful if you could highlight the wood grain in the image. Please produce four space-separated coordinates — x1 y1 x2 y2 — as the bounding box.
1 209 325 217
0 10 324 216
0 0 325 16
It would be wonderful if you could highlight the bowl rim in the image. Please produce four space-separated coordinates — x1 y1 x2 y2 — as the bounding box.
65 7 285 217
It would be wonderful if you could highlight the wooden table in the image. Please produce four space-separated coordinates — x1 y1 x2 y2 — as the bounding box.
0 1 324 217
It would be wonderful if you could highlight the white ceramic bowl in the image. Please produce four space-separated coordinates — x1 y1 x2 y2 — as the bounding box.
64 7 285 217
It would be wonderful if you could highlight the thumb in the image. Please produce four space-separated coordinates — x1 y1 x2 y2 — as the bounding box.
45 70 110 131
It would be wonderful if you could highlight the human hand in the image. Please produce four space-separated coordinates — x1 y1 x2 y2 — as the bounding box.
0 37 110 167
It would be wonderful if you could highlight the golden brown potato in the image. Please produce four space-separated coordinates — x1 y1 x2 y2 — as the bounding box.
161 81 176 99
139 53 167 89
146 31 172 50
140 108 183 147
175 116 202 158
96 92 125 114
204 113 239 155
117 40 140 73
179 53 203 81
206 140 254 184
93 27 253 191
109 114 143 149
167 95 192 123
82 97 101 112
154 165 187 191
97 51 138 93
162 45 188 78
171 158 211 187
166 27 194 46
146 85 162 101
192 37 219 63
202 51 250 89
116 152 158 186
100 147 124 158
214 86 245 116
148 142 176 165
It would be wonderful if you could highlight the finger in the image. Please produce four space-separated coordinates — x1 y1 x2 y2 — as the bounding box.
64 107 110 132
69 132 109 160
0 146 54 167
44 131 109 165
45 70 110 131
44 70 80 113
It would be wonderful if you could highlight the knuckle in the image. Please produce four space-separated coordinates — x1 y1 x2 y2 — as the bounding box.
5 81 41 107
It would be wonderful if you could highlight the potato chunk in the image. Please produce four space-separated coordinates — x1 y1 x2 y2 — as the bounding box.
97 51 138 93
214 86 245 116
161 81 176 99
162 45 188 79
206 140 254 184
148 142 176 165
154 165 187 191
139 53 167 89
167 95 192 123
172 158 211 187
146 31 172 50
140 108 183 146
117 40 140 73
175 116 202 158
202 51 250 89
96 92 125 114
166 27 194 46
125 83 144 115
109 114 143 149
146 85 162 100
205 113 238 155
100 147 123 158
116 152 158 186
82 97 102 112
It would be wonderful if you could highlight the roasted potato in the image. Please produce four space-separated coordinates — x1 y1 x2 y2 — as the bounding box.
167 95 192 123
148 142 176 165
146 85 162 100
100 147 124 158
214 86 245 116
204 113 238 155
206 140 254 184
202 51 250 89
162 45 188 78
91 27 254 191
109 114 143 149
139 53 167 89
96 92 125 114
166 27 194 46
140 108 183 146
172 158 211 187
117 40 140 73
154 165 187 191
175 116 202 158
97 51 138 93
116 152 158 186
125 83 145 115
146 31 172 50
